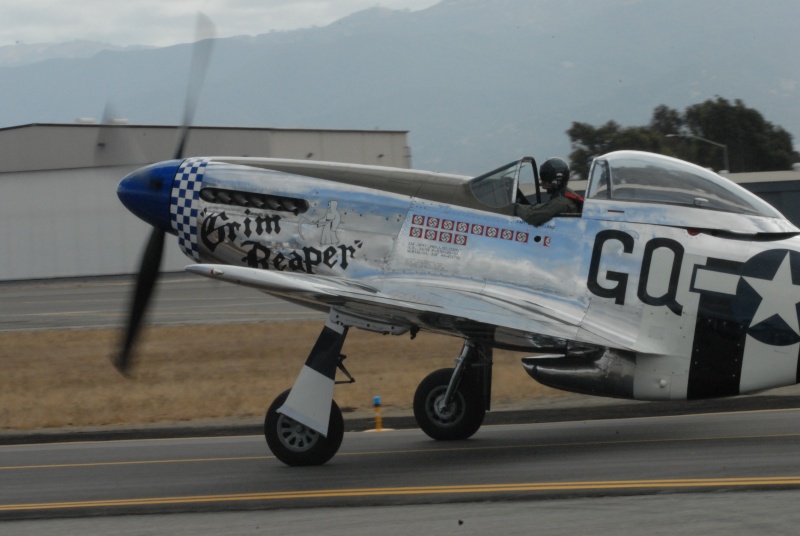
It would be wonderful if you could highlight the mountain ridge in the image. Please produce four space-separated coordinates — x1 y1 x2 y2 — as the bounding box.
1 0 797 174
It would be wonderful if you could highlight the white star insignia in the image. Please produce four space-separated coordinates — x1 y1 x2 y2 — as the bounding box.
742 252 800 336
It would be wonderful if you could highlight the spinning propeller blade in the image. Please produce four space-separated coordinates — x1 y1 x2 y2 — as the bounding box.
115 226 164 374
173 12 215 160
114 14 215 375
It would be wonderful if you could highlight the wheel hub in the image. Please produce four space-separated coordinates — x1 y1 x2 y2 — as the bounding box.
276 414 320 452
434 396 457 419
426 386 464 426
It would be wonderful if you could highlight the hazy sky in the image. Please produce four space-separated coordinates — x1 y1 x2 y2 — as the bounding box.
1 0 440 47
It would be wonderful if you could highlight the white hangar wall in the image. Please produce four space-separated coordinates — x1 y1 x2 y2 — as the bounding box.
0 124 411 281
0 165 155 279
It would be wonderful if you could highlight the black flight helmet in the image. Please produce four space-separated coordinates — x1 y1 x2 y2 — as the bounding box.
540 158 570 194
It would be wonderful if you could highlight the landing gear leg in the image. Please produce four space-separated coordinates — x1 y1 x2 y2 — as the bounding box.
413 340 493 440
264 319 348 466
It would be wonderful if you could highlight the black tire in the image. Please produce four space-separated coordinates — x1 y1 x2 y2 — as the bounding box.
264 389 344 466
413 368 486 441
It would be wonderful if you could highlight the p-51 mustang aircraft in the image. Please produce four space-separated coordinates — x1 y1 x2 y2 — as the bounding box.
117 148 800 466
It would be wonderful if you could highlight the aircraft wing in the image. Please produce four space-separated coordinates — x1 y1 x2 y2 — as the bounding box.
185 264 624 350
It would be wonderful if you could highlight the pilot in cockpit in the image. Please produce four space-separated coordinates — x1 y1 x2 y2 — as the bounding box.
515 157 583 226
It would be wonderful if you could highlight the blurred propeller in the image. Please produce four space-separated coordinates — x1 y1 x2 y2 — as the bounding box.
173 13 215 160
115 227 164 374
114 14 216 375
95 102 147 167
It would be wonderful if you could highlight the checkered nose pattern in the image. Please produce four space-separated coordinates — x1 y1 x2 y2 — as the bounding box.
170 158 209 261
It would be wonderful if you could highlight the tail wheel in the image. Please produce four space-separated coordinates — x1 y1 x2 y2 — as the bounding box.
264 389 344 466
413 368 485 440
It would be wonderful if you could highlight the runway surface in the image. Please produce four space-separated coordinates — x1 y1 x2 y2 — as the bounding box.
4 492 800 536
2 407 799 530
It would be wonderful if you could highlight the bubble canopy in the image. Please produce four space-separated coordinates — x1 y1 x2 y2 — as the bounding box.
586 151 783 219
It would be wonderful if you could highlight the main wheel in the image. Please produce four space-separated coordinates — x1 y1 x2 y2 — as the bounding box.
413 368 486 441
264 389 344 466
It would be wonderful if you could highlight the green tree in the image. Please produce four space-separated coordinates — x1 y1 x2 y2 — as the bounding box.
649 104 683 137
681 97 797 172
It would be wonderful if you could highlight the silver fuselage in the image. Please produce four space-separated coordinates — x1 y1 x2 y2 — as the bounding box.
119 151 800 401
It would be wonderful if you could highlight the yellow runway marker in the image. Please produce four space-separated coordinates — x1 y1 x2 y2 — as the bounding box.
3 477 800 512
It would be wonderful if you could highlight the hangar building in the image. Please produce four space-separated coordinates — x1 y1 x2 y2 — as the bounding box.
0 123 410 281
722 168 800 227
